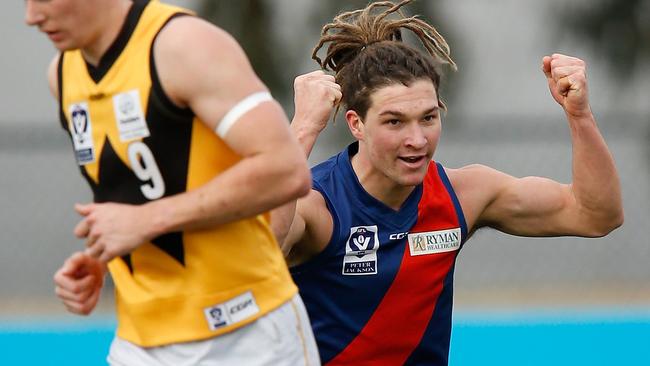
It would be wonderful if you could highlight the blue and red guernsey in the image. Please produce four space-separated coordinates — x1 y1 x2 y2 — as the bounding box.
291 143 468 365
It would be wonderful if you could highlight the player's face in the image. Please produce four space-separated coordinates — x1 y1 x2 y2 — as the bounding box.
349 79 441 187
25 0 99 51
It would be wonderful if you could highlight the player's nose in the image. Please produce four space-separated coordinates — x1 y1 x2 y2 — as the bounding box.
25 0 46 27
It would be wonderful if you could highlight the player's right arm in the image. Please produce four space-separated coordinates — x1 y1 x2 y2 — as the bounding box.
48 56 108 315
275 190 334 266
289 71 342 157
53 252 106 315
271 71 340 264
46 54 59 99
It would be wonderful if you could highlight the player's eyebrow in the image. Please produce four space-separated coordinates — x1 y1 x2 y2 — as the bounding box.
378 106 439 117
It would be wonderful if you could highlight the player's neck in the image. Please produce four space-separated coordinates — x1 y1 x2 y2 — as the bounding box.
351 153 415 211
80 0 133 66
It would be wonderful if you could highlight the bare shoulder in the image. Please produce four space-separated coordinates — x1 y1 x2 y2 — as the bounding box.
444 163 489 180
154 16 244 62
47 53 60 100
444 163 509 190
152 15 265 120
443 164 513 232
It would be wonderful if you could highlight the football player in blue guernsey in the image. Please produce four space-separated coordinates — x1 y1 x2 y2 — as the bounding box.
272 1 624 365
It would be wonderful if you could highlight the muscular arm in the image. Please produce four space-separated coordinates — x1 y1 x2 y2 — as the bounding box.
141 17 311 235
270 71 341 262
71 17 313 262
453 54 623 238
278 190 334 266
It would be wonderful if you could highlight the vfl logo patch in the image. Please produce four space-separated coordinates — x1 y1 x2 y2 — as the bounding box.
112 90 150 141
205 305 228 329
203 291 260 331
408 228 461 256
68 102 95 165
342 225 379 275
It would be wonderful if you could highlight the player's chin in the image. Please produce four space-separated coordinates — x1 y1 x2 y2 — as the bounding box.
396 169 427 187
52 41 75 52
50 37 80 52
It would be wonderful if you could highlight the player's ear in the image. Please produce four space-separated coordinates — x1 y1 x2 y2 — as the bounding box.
346 110 364 141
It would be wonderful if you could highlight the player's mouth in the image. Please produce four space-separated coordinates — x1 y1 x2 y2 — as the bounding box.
398 155 427 168
45 30 63 42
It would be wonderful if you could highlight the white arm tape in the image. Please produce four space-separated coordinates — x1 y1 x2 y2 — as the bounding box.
216 91 274 138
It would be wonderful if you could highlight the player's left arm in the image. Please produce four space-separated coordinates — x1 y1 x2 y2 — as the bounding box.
78 17 311 263
470 54 623 237
144 16 312 229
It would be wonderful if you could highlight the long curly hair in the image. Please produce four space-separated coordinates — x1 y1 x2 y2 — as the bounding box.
312 0 456 117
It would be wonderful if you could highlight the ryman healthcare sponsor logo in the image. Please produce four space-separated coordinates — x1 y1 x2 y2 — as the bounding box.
408 228 461 256
342 225 379 275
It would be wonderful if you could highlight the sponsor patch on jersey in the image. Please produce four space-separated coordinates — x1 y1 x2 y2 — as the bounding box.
113 90 150 141
408 228 461 256
203 291 260 331
389 231 408 240
342 225 379 275
68 102 95 165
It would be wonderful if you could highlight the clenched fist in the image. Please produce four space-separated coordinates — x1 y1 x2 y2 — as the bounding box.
542 53 591 118
54 252 106 315
75 202 154 263
292 70 343 136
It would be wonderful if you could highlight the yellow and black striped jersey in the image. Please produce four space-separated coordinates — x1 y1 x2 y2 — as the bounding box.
58 0 296 347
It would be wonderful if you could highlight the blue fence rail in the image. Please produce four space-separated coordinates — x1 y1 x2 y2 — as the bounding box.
2 310 648 366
